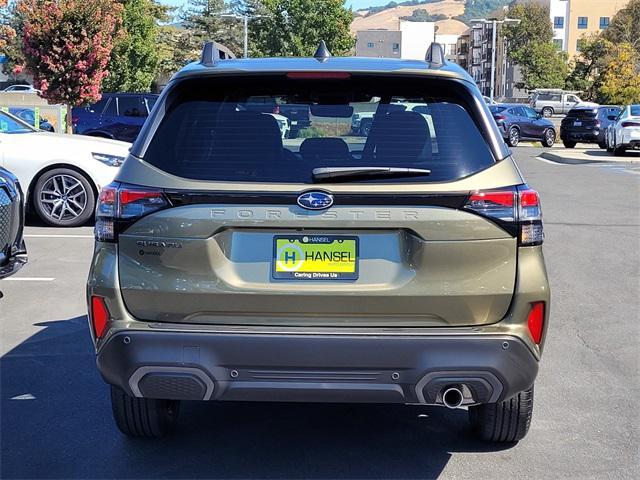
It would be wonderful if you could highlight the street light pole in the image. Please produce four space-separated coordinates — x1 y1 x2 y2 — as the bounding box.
243 14 248 59
471 17 521 103
490 19 497 103
221 13 267 58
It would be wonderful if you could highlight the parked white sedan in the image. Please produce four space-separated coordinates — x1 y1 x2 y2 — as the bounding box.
606 104 640 156
0 111 130 227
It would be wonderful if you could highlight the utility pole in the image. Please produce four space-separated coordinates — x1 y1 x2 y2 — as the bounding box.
221 13 267 59
490 19 497 103
471 17 521 103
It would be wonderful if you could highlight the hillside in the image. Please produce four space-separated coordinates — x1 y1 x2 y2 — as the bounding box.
351 0 512 34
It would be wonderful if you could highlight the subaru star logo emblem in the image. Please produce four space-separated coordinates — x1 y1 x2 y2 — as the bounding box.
297 191 334 210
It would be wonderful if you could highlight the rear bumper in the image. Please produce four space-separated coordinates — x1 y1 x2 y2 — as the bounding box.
620 129 640 148
97 329 538 405
560 130 602 143
0 254 27 279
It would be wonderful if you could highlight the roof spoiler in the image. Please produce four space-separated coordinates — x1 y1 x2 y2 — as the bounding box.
425 42 446 67
200 41 236 67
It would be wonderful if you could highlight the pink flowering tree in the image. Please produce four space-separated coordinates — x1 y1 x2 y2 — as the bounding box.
17 0 122 131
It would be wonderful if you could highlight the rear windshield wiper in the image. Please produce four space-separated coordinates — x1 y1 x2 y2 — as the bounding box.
312 166 431 182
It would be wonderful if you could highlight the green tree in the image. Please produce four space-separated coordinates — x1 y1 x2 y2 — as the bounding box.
502 2 566 91
103 0 167 92
156 25 199 80
598 42 640 105
602 0 640 53
247 0 354 57
502 3 553 61
455 0 511 25
564 34 609 100
181 0 243 56
399 9 446 22
517 42 568 91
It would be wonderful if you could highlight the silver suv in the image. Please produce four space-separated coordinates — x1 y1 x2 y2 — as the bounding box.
87 42 550 441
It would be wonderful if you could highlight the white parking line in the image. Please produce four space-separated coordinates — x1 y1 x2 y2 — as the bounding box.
24 234 93 238
3 277 56 282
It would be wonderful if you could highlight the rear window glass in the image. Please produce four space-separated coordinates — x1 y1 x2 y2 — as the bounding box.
567 108 597 118
140 75 496 184
631 105 640 116
598 107 620 118
537 93 561 101
489 106 506 113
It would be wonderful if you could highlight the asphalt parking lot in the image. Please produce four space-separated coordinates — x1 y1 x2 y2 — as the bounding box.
1 148 638 479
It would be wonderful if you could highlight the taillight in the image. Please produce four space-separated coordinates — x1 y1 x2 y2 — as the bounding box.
494 114 506 122
95 182 169 242
527 302 545 344
621 121 640 128
272 105 280 114
464 186 543 246
90 295 109 339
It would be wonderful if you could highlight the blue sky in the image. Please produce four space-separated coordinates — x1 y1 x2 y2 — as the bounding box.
159 1 391 11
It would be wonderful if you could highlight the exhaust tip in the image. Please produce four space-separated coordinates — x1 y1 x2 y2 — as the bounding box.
442 386 464 409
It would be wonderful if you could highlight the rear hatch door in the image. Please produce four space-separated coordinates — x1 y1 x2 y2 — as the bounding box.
115 73 521 327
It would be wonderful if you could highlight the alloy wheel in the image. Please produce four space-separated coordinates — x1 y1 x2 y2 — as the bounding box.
509 128 520 147
39 174 88 221
545 129 555 146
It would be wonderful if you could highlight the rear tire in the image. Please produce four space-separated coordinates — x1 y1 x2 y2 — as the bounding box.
563 141 576 149
598 141 608 150
468 386 534 442
541 128 555 147
110 386 180 437
506 127 520 147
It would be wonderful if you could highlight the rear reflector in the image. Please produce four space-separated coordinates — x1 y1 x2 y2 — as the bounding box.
90 296 109 339
527 302 545 344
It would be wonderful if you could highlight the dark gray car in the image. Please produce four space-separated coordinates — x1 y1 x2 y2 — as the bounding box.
0 166 27 281
490 104 556 147
560 106 621 148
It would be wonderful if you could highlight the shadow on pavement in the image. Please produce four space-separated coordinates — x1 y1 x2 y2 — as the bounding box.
1 317 515 479
583 149 640 158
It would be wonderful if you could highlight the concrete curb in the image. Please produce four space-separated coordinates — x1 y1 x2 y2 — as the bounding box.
539 151 640 165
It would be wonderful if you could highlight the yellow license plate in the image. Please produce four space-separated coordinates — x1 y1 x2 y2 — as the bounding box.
272 235 358 280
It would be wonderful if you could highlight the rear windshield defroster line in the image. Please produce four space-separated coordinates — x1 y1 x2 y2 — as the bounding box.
140 74 498 184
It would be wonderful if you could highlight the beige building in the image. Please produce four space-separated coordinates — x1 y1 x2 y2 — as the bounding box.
355 21 436 60
563 0 630 57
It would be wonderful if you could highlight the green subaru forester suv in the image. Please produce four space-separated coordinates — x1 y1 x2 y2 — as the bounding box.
87 42 550 441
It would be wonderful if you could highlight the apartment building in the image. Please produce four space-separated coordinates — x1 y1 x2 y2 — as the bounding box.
355 21 436 60
461 0 631 100
455 30 470 70
536 0 630 56
464 20 516 100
